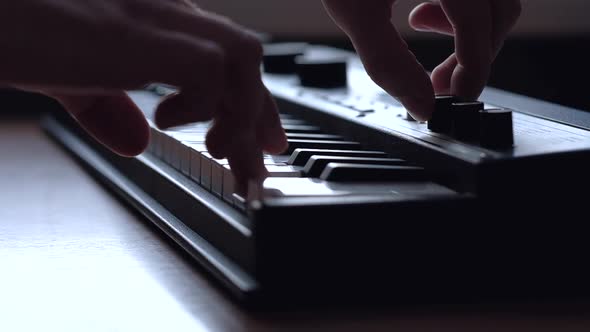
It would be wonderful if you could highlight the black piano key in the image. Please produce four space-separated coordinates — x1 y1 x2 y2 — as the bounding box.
320 163 427 182
288 149 387 167
284 140 362 155
282 124 323 134
286 133 344 140
303 156 407 177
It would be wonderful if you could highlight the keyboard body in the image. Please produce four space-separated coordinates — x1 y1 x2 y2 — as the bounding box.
42 45 590 305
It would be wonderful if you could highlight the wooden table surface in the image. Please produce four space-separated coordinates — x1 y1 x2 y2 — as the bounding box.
2 116 590 332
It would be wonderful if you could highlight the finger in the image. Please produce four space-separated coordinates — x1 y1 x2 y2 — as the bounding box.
155 91 215 129
440 0 493 99
409 1 453 36
206 118 268 192
490 0 522 57
227 143 268 196
10 2 228 134
179 0 201 11
14 25 227 132
257 88 288 155
53 93 150 157
205 117 232 160
408 3 458 97
213 57 268 188
322 0 434 121
431 53 458 96
127 1 266 122
147 4 276 185
412 1 521 60
143 30 226 131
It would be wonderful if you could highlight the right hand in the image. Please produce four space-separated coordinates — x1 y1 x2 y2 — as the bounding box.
0 0 287 190
322 0 522 121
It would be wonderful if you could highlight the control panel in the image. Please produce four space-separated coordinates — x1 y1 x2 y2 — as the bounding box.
261 43 590 196
262 43 590 163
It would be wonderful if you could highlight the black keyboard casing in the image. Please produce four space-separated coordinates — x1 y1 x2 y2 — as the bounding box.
43 46 590 305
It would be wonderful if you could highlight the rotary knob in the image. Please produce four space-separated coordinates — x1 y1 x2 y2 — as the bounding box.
451 101 484 140
479 108 515 149
295 55 348 89
428 95 462 133
262 43 308 74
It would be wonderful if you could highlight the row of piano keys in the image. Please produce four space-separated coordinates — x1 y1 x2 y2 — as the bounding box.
146 112 455 210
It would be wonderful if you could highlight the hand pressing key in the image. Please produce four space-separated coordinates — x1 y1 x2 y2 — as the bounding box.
322 0 521 121
1 0 287 192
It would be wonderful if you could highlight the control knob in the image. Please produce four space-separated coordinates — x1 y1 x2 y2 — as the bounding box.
479 108 514 149
451 101 484 140
428 95 462 133
262 43 308 74
295 54 348 89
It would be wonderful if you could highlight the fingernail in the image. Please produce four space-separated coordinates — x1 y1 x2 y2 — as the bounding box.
399 96 434 122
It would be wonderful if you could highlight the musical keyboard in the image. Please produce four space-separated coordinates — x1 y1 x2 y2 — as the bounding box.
42 44 590 304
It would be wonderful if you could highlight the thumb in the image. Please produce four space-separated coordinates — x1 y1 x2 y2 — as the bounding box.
53 93 150 157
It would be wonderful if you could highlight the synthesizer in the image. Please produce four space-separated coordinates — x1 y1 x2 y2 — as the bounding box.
42 43 590 304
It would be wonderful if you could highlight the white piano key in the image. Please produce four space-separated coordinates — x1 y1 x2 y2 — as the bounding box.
261 178 455 198
186 143 208 183
211 158 229 198
223 166 236 203
162 133 174 165
211 158 291 200
220 164 303 204
200 152 214 191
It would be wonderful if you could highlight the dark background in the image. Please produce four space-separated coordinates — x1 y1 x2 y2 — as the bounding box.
412 37 590 112
2 36 588 116
319 36 590 112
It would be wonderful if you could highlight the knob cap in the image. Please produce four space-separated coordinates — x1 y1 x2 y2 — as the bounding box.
479 108 514 149
262 43 307 74
428 95 461 133
295 55 348 88
451 101 484 140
